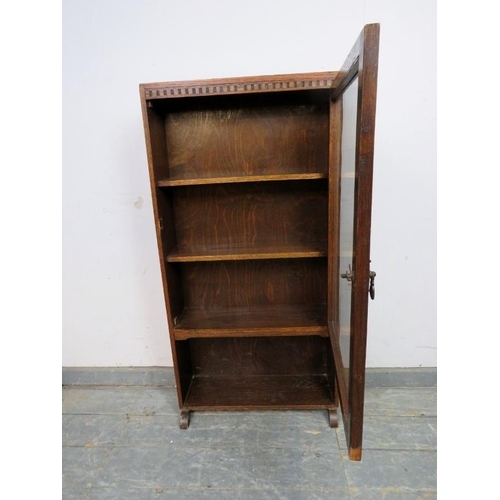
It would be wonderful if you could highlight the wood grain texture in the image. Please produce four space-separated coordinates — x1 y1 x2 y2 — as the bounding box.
328 98 342 327
329 23 380 462
173 304 327 339
180 259 327 310
326 332 340 412
156 189 184 319
183 375 335 410
172 181 328 253
346 23 379 462
144 105 170 180
327 89 349 426
157 172 328 187
164 95 329 180
139 87 188 408
139 59 378 456
189 336 330 377
140 71 337 100
186 336 336 407
167 243 326 263
174 340 193 401
330 35 361 101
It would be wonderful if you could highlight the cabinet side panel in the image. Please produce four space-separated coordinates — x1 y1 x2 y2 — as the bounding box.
145 103 170 179
140 86 189 405
174 340 193 401
326 340 339 408
156 189 183 319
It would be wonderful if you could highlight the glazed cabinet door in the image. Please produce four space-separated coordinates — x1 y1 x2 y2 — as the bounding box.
328 24 380 461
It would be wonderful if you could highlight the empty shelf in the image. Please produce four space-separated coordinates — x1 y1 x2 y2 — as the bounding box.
173 304 328 339
167 243 327 262
183 374 335 410
157 172 328 187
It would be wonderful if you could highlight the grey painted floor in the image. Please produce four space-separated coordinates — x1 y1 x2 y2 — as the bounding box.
62 384 437 499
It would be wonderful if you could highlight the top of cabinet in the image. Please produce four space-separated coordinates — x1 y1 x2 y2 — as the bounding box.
140 71 338 100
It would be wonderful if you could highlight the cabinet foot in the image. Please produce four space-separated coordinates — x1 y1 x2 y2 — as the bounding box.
179 410 190 430
328 409 338 428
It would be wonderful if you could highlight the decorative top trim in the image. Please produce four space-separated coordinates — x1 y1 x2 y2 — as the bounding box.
140 72 337 100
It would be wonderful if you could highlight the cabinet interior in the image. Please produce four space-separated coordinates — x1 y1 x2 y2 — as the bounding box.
146 87 336 409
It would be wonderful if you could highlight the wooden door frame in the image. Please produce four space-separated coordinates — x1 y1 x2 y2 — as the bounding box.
328 23 380 461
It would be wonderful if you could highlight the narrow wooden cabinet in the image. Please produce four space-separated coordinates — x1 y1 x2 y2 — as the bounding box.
140 24 380 460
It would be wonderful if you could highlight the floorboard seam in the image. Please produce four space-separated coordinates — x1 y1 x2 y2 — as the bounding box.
89 418 130 492
62 385 437 498
334 427 351 498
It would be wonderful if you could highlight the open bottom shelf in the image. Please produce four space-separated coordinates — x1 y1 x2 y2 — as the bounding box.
183 374 335 410
173 304 328 339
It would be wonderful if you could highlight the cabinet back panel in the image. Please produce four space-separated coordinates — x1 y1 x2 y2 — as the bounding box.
180 258 327 310
162 91 329 179
189 337 329 377
172 180 327 251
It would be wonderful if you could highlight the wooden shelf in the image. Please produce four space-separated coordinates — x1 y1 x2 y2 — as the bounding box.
167 243 327 262
183 374 335 410
173 304 328 340
157 172 328 187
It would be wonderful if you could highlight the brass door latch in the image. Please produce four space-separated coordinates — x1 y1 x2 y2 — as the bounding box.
369 271 376 300
340 264 353 282
340 265 376 300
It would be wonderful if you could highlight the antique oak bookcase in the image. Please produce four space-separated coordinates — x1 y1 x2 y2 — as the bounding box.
140 24 379 460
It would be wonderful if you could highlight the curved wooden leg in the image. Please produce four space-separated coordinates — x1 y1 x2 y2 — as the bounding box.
328 409 338 428
179 410 190 430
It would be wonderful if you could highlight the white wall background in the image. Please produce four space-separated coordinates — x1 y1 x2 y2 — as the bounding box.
63 0 436 367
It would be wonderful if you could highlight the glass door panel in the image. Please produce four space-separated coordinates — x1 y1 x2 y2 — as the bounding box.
338 76 359 393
